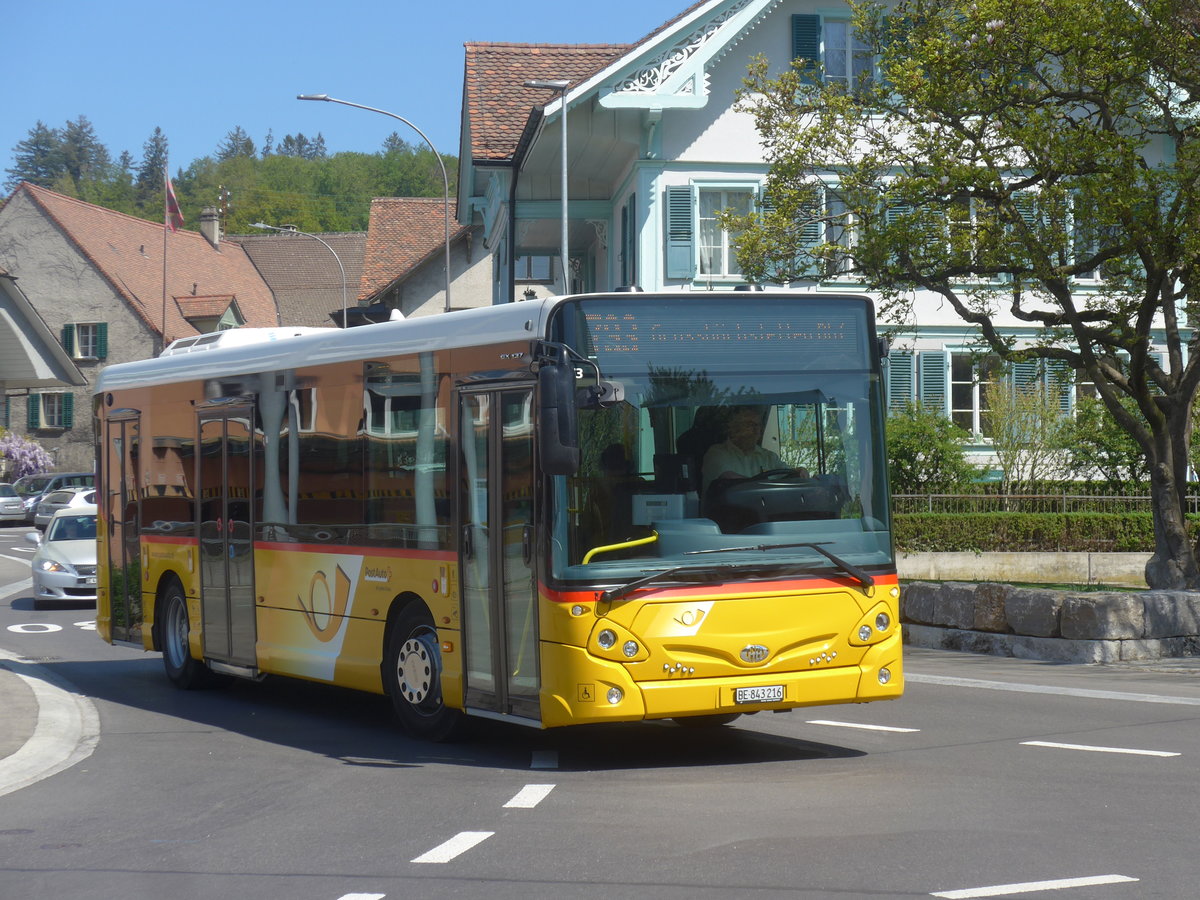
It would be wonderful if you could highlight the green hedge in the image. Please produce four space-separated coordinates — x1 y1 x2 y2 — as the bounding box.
892 512 1198 553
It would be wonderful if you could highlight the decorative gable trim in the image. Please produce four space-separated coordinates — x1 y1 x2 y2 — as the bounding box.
599 0 777 109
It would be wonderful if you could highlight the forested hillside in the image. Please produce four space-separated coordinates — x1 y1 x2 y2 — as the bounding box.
3 116 456 233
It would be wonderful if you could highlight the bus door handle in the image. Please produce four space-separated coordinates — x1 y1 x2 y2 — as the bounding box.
522 524 532 566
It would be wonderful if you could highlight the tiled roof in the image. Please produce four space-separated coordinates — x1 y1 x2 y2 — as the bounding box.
462 3 712 163
16 184 278 342
175 295 236 320
232 231 366 328
359 198 468 301
463 43 629 161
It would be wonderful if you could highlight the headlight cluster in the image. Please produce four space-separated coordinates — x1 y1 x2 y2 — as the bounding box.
589 621 648 662
38 559 72 574
850 603 895 646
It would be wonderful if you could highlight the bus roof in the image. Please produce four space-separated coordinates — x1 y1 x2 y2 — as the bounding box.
94 296 567 394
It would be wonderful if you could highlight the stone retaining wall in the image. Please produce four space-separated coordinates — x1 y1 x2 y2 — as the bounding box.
901 581 1200 663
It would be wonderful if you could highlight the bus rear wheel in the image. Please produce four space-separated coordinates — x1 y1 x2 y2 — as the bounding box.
160 582 210 690
384 603 462 741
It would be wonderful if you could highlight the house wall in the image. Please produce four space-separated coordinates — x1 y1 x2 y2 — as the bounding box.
0 191 157 473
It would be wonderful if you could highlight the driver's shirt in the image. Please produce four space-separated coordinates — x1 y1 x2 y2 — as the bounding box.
702 440 784 491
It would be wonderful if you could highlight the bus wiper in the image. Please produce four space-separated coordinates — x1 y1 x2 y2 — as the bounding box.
684 542 874 590
600 564 732 604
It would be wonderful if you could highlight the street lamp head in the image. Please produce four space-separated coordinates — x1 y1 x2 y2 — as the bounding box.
297 93 331 102
524 79 570 91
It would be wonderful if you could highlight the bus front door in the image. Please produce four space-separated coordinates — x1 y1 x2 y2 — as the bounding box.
103 414 140 644
459 387 540 721
196 408 257 668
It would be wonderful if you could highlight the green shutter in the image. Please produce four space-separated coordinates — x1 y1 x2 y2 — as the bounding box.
792 14 821 83
61 324 75 356
665 185 695 280
886 350 916 411
1010 360 1039 390
918 351 948 415
27 394 39 429
96 323 108 359
62 393 74 430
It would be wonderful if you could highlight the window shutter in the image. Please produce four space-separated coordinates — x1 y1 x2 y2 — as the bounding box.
665 186 695 280
62 393 74 430
1010 360 1039 390
918 350 948 415
886 350 916 411
61 324 75 356
96 323 108 359
27 394 40 429
792 14 821 82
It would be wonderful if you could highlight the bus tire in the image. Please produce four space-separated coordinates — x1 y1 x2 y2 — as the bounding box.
673 713 741 727
160 581 210 690
384 602 461 741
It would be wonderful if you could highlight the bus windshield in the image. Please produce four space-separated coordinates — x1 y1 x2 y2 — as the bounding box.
548 295 892 586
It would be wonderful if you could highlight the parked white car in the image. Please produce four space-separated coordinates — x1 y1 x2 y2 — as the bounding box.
27 505 98 607
34 486 97 530
0 483 26 523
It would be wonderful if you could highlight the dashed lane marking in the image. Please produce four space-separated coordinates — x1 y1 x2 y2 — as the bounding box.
411 831 494 864
1021 740 1180 758
504 783 555 808
931 873 1138 898
807 719 920 733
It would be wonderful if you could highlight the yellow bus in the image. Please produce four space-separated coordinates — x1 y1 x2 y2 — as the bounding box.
94 291 902 739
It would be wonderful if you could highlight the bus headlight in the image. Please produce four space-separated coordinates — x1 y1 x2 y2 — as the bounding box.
858 625 873 642
875 612 891 632
607 686 623 705
622 640 639 658
598 629 617 649
878 667 892 685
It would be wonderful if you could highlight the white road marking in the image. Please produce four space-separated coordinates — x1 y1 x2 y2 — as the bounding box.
908 672 1200 707
0 648 100 798
1021 740 1179 758
530 750 558 769
931 873 1138 898
504 783 555 808
337 894 385 900
7 623 62 634
807 719 919 733
411 831 494 864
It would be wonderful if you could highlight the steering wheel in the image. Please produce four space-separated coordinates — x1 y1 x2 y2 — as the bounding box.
752 468 805 481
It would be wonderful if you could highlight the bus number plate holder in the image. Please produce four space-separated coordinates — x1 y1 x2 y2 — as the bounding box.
735 685 783 704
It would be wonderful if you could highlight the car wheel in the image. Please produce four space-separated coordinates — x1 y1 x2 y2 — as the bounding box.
160 581 211 689
383 603 462 741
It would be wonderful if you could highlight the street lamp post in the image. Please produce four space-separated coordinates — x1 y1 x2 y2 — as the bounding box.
250 222 348 327
297 93 452 312
524 79 571 295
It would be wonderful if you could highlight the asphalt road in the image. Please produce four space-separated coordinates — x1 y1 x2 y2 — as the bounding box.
2 525 1199 900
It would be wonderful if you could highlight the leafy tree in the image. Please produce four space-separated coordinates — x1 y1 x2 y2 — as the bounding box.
984 376 1070 493
727 0 1200 588
1062 395 1152 488
0 432 54 479
886 403 980 494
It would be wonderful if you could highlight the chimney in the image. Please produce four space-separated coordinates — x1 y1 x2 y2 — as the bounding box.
199 207 221 248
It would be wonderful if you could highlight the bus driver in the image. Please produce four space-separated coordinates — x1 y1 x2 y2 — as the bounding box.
702 407 809 492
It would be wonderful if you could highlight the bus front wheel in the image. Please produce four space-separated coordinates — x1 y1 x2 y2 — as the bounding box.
160 582 210 690
384 603 461 741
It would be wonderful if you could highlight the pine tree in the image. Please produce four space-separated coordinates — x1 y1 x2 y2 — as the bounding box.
5 121 62 189
216 126 256 161
58 115 111 184
136 127 169 195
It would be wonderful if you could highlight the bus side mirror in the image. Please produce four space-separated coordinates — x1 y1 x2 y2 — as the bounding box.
538 352 580 476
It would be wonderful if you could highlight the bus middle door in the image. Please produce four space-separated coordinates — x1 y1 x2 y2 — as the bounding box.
458 386 540 721
196 406 257 669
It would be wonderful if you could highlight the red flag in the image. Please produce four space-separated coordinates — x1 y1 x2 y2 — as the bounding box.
165 170 184 232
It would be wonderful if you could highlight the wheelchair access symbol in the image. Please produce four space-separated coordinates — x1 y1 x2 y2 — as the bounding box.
577 683 595 703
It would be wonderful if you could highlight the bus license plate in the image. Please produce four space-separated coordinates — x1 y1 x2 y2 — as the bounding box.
735 685 784 704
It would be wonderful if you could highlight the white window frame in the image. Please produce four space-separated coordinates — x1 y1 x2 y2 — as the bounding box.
696 184 756 280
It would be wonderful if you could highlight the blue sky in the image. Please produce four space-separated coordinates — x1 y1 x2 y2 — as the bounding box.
7 0 690 180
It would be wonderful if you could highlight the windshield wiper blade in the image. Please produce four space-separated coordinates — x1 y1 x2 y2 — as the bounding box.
599 564 731 603
684 541 874 590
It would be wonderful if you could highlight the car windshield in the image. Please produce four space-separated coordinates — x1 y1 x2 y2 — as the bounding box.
14 475 51 497
47 514 97 542
0 485 16 498
546 295 893 586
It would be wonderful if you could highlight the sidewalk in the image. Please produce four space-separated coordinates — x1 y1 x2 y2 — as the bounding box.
0 663 37 762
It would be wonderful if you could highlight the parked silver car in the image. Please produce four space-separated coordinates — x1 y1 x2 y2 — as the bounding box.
13 472 94 524
0 483 26 523
34 486 97 530
27 505 98 607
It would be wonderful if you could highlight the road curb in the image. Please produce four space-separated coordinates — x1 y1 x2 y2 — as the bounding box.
0 647 99 798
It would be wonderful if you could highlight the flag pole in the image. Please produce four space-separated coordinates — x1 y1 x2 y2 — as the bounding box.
161 159 169 356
